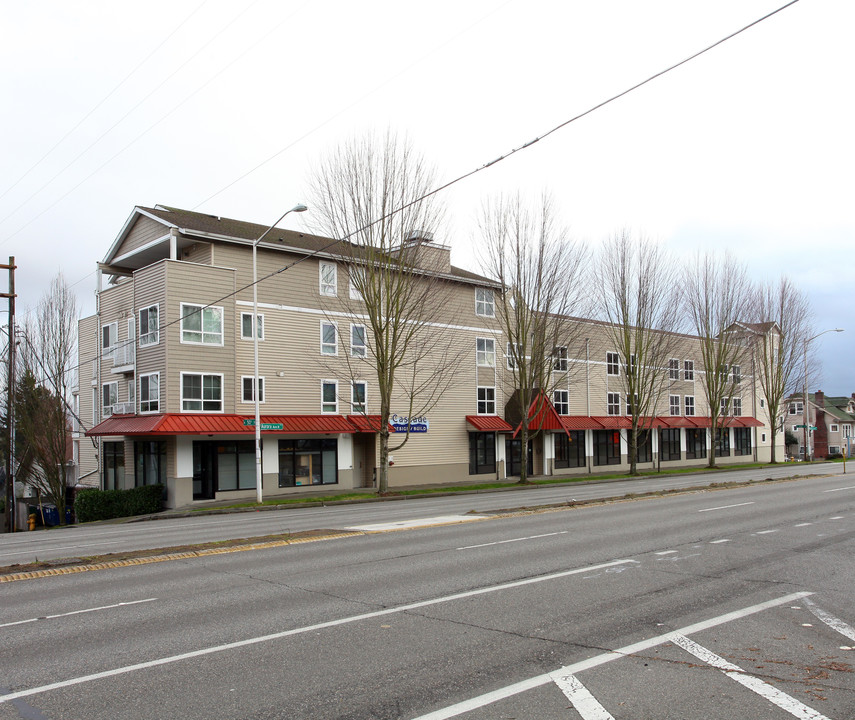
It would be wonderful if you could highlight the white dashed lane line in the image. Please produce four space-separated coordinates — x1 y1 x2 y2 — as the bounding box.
655 550 677 556
755 530 778 535
698 502 755 513
709 539 731 544
553 674 615 720
823 486 855 493
457 531 567 550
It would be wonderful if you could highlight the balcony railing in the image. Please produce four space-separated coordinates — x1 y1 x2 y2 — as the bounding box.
110 343 135 370
108 402 135 416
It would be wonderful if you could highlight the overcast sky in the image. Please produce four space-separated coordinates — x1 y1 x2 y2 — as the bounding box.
1 0 852 392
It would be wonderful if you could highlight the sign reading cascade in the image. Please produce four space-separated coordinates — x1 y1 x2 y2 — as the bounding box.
391 413 429 433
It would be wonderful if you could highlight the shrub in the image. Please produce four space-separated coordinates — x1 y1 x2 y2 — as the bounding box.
825 453 843 460
75 484 164 523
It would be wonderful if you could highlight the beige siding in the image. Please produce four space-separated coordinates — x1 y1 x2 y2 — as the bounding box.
76 315 99 480
115 216 169 256
134 261 168 411
97 280 135 408
181 241 212 265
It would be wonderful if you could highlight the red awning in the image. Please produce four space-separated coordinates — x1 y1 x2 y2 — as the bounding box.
591 416 633 429
559 416 600 430
87 413 359 437
347 414 387 432
466 415 514 432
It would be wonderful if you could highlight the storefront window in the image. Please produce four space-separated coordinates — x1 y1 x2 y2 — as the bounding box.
103 441 125 490
659 429 681 461
468 432 496 475
278 439 338 487
216 441 256 490
685 429 707 459
134 440 166 487
714 428 731 457
554 431 585 469
593 430 620 466
733 428 752 456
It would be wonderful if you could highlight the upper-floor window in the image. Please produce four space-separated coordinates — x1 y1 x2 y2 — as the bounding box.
720 397 730 415
607 392 620 416
732 397 742 416
684 395 695 416
321 321 337 355
180 304 223 345
789 401 803 415
181 372 223 412
320 261 337 297
553 346 568 372
626 393 638 416
351 324 367 358
139 305 159 346
760 398 765 408
843 424 852 438
506 342 521 371
321 380 338 413
102 381 118 418
477 386 495 415
349 267 365 301
241 376 265 404
102 322 117 357
732 365 741 384
140 373 159 413
475 288 495 317
606 352 619 376
683 360 694 381
669 358 680 380
628 354 637 376
719 364 729 381
476 338 495 367
669 395 680 416
351 381 366 413
830 423 839 433
553 389 569 415
241 312 264 340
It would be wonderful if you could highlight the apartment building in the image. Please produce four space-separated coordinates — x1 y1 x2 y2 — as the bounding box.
76 205 780 508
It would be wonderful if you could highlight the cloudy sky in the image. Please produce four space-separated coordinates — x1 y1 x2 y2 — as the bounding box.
1 0 852 390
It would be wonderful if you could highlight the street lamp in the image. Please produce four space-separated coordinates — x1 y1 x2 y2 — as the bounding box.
803 328 843 462
253 203 307 503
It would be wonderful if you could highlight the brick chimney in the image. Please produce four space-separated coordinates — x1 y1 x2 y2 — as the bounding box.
815 390 825 408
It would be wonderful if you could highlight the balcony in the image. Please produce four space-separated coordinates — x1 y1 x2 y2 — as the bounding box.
110 343 135 374
107 402 136 416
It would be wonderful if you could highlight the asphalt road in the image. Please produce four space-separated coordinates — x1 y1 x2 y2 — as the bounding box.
0 463 845 566
2 469 854 719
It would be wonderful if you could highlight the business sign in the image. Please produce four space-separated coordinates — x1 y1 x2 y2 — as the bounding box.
390 414 429 433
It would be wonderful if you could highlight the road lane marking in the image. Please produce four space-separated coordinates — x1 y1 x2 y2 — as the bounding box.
0 599 157 629
830 516 844 520
0 558 636 704
709 539 731 544
803 598 855 643
755 530 778 535
795 523 812 527
670 634 829 720
823 486 855 493
409 591 813 720
655 550 677 555
458 531 568 550
698 502 755 513
0 541 122 559
553 674 614 719
346 515 488 532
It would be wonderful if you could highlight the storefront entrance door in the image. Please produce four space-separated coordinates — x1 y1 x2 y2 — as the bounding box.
193 442 216 500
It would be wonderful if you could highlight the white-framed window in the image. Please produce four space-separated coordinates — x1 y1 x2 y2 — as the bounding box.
319 261 337 297
670 395 681 416
792 425 799 433
241 376 265 404
139 305 159 346
553 346 568 372
843 424 852 438
628 354 637 376
476 337 495 367
669 358 680 380
829 445 840 455
830 423 839 433
349 266 365 301
475 288 495 317
180 303 223 345
607 352 619 376
719 364 729 381
321 380 338 413
128 379 135 408
683 360 694 381
607 392 620 416
732 397 742 416
477 386 495 415
181 372 223 412
92 388 98 424
684 395 695 416
553 389 569 415
321 321 338 355
102 322 117 358
351 324 367 358
506 342 521 370
139 372 159 413
732 365 741 384
102 381 118 418
351 381 366 413
760 398 765 408
626 393 638 416
240 312 264 340
789 401 803 415
720 397 730 415
762 433 767 442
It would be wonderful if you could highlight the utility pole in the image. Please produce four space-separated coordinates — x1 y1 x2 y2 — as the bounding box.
2 258 16 533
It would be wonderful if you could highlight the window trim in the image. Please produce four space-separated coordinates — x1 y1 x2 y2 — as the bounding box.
102 321 117 357
180 303 224 346
321 380 338 414
321 321 338 356
553 389 569 415
830 423 839 433
102 381 118 418
349 266 365 301
240 375 265 404
684 395 695 416
350 323 367 358
668 358 680 380
476 337 496 368
553 346 568 372
683 359 694 381
732 397 742 417
607 391 620 416
319 261 338 297
138 304 159 347
180 372 224 413
669 395 681 416
477 386 496 415
240 312 264 341
606 352 619 376
351 381 367 414
139 372 160 414
475 287 495 318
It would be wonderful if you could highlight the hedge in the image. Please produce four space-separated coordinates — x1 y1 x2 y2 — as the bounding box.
75 484 164 523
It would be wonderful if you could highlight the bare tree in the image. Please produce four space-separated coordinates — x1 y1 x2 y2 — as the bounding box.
747 277 813 462
593 231 683 474
308 131 462 493
477 193 588 483
16 274 78 522
682 253 752 468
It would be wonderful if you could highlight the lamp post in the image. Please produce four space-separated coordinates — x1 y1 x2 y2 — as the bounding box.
803 328 843 462
253 204 307 503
